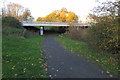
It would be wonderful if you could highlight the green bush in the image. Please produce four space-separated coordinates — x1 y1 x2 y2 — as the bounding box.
2 16 24 36
2 26 24 36
65 26 88 41
87 16 119 54
23 30 39 38
2 16 39 38
2 16 22 28
65 16 119 54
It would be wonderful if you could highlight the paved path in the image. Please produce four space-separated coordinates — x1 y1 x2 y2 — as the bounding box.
42 35 109 78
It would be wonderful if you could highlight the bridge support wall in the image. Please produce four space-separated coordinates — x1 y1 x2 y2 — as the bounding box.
40 26 44 35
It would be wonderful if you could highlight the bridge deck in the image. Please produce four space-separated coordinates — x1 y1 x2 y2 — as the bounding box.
21 21 90 27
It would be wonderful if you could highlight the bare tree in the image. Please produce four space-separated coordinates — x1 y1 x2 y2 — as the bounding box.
22 8 31 21
2 3 33 21
7 3 24 18
92 1 119 17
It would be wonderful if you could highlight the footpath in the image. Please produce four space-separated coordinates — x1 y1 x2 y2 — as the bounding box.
42 35 110 78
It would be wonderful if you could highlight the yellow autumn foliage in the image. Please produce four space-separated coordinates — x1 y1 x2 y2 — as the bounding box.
36 8 78 23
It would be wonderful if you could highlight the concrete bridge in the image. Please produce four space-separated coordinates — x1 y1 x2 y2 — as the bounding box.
21 21 90 27
21 21 90 35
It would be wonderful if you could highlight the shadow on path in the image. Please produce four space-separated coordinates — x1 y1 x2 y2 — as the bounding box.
42 35 110 78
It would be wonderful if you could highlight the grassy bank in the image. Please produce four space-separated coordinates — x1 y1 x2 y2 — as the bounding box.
2 36 48 78
55 36 119 77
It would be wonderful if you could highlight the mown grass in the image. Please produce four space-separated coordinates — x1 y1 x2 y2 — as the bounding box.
2 36 48 78
55 36 119 77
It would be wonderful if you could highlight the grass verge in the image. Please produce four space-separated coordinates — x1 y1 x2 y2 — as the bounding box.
2 36 48 78
55 36 119 77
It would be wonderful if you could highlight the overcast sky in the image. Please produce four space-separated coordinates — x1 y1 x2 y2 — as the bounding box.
2 0 115 21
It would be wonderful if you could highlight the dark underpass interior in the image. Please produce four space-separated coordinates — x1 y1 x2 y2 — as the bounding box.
23 26 68 35
44 26 67 35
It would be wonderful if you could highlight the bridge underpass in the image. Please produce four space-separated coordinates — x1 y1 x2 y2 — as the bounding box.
23 26 68 36
21 21 90 35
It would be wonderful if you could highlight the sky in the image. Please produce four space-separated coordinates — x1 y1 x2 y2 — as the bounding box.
1 0 115 21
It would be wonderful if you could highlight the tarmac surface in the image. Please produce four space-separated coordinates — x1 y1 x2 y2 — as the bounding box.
42 35 110 78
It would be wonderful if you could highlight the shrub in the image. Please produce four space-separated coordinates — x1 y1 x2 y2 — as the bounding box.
2 16 39 38
65 16 119 54
2 16 22 28
87 16 119 54
2 26 24 36
2 16 24 36
65 26 89 41
23 29 39 38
